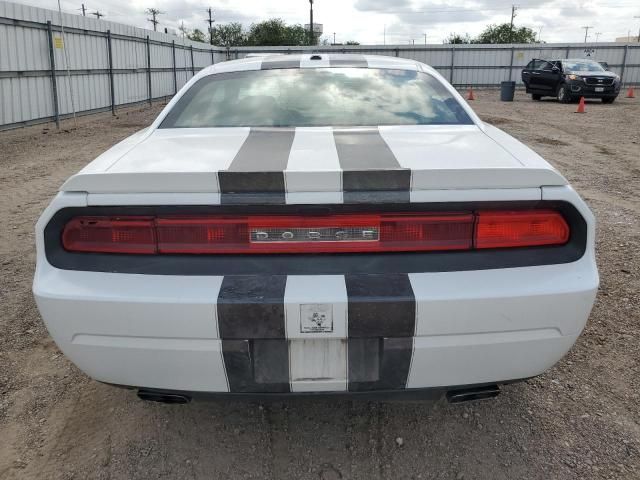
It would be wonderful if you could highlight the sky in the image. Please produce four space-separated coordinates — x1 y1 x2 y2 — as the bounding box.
12 0 640 44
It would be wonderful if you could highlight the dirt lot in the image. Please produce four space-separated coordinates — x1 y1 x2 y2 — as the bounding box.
0 91 638 480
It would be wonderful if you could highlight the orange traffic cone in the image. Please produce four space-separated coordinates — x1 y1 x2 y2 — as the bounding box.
626 87 636 98
467 87 475 101
576 97 586 113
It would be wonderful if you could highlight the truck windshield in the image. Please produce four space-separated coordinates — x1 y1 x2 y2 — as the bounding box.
160 68 473 128
562 60 606 73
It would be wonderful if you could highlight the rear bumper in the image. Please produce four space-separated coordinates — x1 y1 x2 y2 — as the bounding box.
33 186 598 395
34 258 597 393
131 382 514 403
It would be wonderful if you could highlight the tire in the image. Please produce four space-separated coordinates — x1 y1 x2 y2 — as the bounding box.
532 94 542 101
557 84 571 104
602 97 616 104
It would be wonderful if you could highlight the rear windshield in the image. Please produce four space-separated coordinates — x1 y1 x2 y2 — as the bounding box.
160 68 473 128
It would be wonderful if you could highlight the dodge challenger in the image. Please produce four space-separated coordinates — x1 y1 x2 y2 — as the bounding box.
33 54 599 404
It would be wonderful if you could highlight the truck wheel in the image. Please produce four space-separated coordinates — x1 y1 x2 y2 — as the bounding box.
557 85 571 104
532 94 542 101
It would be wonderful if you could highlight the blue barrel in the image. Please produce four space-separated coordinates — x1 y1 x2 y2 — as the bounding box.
500 81 516 101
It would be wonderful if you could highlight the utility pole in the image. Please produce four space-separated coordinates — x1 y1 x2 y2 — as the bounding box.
635 16 640 43
80 3 86 16
509 5 518 43
582 25 593 43
537 26 543 43
179 21 188 38
206 7 215 45
595 32 602 42
423 33 427 45
91 10 103 20
308 0 314 46
146 8 163 32
333 32 336 44
383 24 386 45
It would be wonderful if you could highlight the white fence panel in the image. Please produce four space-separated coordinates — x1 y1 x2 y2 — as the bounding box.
1 0 638 130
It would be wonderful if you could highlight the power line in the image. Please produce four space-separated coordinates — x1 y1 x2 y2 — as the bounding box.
206 7 215 45
146 8 164 32
308 0 314 46
509 5 518 43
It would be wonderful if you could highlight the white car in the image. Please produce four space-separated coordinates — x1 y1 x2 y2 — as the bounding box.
33 54 598 404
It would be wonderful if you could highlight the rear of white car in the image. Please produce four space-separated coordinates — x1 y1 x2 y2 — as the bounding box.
33 54 598 402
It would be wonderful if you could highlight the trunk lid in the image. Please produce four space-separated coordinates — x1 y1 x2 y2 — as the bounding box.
61 125 567 199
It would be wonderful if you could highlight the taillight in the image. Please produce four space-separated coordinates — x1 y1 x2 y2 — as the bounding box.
61 209 570 255
475 210 569 249
62 216 157 254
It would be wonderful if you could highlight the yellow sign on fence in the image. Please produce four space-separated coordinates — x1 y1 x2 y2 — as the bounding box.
53 37 64 49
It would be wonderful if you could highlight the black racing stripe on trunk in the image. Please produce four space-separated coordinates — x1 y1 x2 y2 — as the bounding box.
260 56 302 70
222 339 290 393
342 171 411 203
348 337 413 391
334 129 402 170
328 54 368 68
334 129 411 202
345 273 416 338
219 192 290 205
217 275 287 339
218 128 295 204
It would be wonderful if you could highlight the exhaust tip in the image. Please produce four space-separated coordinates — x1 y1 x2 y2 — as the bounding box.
137 390 191 404
446 385 500 404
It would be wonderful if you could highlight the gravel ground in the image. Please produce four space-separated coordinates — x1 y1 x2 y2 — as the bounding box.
0 91 638 480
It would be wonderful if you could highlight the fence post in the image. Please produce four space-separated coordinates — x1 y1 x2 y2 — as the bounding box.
46 21 60 129
210 48 215 65
146 36 152 105
190 45 195 76
107 30 115 115
620 44 629 86
508 45 515 81
172 40 177 94
449 45 456 84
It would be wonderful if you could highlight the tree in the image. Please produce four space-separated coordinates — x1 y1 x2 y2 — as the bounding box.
475 23 537 44
445 33 472 44
345 40 360 45
187 28 206 43
210 22 245 46
245 19 308 46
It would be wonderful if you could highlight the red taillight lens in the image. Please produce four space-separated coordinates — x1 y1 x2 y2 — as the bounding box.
475 210 570 249
62 216 156 254
61 209 570 255
154 214 474 254
156 217 249 253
